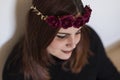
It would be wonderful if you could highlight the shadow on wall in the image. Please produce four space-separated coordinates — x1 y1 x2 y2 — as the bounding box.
0 0 32 80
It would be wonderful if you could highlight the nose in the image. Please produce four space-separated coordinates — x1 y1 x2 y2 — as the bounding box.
66 36 77 49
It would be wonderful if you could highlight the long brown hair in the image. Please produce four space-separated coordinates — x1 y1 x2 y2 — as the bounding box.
22 0 91 80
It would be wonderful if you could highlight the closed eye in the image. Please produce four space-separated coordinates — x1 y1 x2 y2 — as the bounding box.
56 34 68 39
56 28 81 39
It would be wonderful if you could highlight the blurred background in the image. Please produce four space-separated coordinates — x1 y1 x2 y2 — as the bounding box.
0 0 120 80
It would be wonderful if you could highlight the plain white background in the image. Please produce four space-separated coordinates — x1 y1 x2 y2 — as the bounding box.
0 0 120 80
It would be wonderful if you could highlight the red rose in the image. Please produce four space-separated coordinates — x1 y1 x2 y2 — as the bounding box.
45 16 60 28
60 15 75 29
83 6 92 22
73 17 84 28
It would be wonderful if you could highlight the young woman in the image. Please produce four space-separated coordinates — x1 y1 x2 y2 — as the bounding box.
3 0 120 80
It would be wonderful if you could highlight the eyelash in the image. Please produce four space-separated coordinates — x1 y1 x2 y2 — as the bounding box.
56 31 81 39
56 35 66 39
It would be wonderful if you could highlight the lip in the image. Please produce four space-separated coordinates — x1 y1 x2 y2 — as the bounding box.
61 50 73 54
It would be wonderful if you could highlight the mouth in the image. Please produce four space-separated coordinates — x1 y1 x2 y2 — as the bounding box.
61 50 73 54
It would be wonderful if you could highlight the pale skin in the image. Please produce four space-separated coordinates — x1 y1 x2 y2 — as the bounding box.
47 27 82 60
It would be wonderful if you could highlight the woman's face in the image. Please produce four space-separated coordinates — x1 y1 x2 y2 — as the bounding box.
47 27 81 60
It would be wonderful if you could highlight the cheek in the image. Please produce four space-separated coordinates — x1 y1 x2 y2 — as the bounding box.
47 39 66 55
76 34 81 44
47 38 65 50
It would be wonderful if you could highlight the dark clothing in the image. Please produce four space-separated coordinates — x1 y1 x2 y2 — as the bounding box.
2 27 120 80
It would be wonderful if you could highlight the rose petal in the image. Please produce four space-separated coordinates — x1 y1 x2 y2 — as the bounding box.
73 17 84 28
60 15 74 29
45 16 60 28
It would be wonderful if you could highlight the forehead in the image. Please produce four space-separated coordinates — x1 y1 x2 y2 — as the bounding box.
58 27 82 33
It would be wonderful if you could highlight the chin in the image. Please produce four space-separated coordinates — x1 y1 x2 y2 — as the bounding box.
59 56 71 60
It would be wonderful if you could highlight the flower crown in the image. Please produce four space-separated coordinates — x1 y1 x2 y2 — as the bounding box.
30 5 92 29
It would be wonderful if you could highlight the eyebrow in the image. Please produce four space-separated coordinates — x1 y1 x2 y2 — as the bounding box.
57 28 81 35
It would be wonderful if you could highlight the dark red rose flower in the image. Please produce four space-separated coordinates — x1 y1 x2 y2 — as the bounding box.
85 6 92 13
60 15 75 29
45 6 92 29
83 6 92 22
45 16 60 28
83 13 90 22
73 17 84 28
